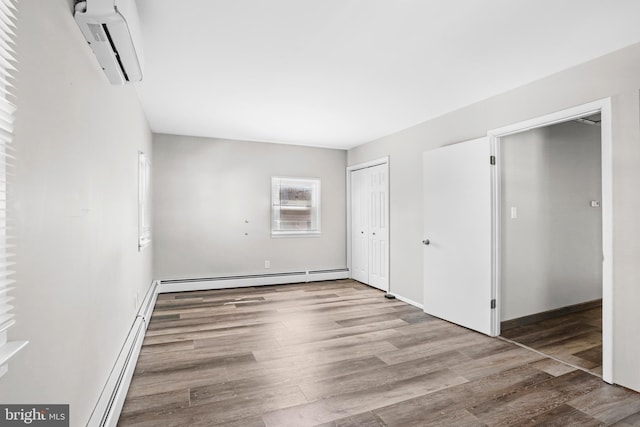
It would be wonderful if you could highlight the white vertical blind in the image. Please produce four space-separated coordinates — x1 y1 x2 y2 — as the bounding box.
0 0 26 378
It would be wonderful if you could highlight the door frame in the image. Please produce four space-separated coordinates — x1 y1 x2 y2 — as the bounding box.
488 98 613 384
346 157 390 292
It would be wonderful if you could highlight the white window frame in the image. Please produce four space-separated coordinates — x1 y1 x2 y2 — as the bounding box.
271 177 321 237
138 151 151 250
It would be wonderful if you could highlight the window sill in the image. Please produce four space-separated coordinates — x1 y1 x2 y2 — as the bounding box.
0 340 28 378
271 231 321 238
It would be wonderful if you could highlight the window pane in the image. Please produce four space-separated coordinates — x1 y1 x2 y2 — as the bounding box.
138 151 151 249
272 177 320 236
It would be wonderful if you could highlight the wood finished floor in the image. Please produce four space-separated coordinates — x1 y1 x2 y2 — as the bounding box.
118 280 640 427
501 306 603 377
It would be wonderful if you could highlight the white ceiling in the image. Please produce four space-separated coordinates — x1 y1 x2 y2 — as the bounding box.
134 0 640 149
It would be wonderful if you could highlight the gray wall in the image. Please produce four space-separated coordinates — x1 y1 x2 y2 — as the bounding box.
0 0 153 423
500 121 602 321
153 134 347 280
348 42 640 391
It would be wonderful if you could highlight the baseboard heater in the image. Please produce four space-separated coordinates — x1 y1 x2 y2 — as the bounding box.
158 268 349 293
87 280 159 427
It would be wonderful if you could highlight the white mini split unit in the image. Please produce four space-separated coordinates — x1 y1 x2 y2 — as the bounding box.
74 0 144 85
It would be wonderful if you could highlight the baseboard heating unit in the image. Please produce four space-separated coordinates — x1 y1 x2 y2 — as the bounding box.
158 268 349 293
87 280 159 427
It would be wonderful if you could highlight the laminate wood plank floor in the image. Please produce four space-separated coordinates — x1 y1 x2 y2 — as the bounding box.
118 280 640 426
501 305 603 376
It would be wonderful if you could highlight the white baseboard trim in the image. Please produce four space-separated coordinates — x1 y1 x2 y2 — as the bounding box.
87 280 159 427
389 293 424 309
157 269 349 293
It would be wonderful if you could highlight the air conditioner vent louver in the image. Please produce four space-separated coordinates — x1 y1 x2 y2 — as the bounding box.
86 23 106 42
74 0 144 85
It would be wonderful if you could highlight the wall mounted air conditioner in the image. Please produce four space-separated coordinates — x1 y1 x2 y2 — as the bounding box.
74 0 144 85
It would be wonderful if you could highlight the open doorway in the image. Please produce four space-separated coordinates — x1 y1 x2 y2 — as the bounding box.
497 114 603 377
421 99 613 383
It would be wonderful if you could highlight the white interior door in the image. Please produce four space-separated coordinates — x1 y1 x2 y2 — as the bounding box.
423 137 495 336
351 168 369 284
368 164 389 291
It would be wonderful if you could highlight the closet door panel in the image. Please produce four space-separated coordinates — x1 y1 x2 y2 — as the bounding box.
351 168 369 284
368 164 389 291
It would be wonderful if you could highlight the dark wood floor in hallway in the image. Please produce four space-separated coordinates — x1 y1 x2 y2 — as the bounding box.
501 305 603 377
118 280 640 426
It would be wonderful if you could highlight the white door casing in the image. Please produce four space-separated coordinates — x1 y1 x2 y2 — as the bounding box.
488 98 613 384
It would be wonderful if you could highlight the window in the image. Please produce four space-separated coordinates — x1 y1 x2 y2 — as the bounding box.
271 177 320 236
0 0 25 378
138 151 151 250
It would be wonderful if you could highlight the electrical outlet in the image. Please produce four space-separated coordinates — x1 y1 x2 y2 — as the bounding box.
264 260 271 269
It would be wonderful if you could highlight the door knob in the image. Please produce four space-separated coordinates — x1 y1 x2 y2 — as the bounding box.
422 239 430 245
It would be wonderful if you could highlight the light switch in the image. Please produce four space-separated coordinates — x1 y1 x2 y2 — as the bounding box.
510 206 518 219
590 200 601 208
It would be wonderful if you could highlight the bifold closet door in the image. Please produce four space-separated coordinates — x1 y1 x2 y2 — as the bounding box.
351 168 369 284
350 164 388 292
368 164 388 291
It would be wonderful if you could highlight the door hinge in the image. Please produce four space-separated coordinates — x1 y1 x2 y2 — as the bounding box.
491 299 496 309
490 155 496 165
